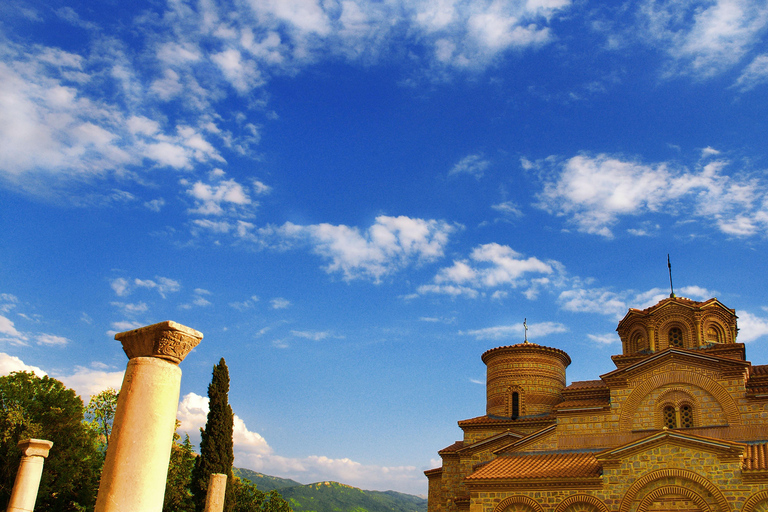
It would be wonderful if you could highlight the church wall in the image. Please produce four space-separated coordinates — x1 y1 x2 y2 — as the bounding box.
467 443 768 512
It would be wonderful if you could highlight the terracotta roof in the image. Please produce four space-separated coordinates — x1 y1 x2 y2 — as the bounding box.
565 380 606 390
752 365 768 376
439 441 464 453
466 452 601 480
481 343 571 366
743 444 768 471
458 414 556 426
633 296 712 314
424 467 442 477
554 398 610 410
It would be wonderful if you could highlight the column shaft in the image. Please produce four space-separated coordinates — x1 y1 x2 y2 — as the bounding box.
203 473 228 512
95 357 182 512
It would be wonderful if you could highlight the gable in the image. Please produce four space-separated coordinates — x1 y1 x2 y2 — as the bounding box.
595 430 745 467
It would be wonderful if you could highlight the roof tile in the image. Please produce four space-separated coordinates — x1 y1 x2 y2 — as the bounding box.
743 443 768 471
466 452 601 480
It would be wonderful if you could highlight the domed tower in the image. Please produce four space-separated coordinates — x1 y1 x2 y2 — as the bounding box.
481 341 571 419
616 296 738 355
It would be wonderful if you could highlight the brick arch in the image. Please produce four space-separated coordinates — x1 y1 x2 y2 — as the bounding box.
743 491 768 512
493 495 545 512
618 371 740 430
554 494 609 512
618 468 730 512
654 312 697 350
636 485 712 512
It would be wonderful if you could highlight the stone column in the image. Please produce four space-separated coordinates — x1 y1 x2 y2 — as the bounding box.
6 439 53 512
95 321 202 512
203 473 228 512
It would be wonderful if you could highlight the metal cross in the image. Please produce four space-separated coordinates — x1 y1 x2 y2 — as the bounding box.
524 318 528 343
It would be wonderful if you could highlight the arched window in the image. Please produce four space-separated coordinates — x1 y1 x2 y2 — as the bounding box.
705 326 721 344
511 392 519 419
662 403 694 429
668 327 683 348
663 405 676 429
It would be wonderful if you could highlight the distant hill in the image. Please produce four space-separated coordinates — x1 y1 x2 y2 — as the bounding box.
234 468 303 490
233 469 427 512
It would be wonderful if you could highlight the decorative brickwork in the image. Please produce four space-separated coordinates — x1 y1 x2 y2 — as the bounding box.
427 295 768 512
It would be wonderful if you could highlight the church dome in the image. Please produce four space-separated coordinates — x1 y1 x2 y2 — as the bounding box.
481 342 571 419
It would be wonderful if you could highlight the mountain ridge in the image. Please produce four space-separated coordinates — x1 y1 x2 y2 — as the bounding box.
233 468 427 512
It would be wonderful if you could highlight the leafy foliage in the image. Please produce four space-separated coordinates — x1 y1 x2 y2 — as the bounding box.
164 421 196 512
232 477 292 512
85 388 118 451
0 371 102 511
273 481 426 512
191 358 235 512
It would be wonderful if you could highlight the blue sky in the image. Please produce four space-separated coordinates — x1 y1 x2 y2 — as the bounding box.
2 0 768 496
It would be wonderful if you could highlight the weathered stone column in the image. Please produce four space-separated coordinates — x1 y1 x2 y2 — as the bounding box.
6 439 53 512
203 473 228 512
95 321 202 512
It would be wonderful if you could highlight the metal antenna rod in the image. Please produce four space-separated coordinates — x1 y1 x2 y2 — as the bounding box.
668 254 675 298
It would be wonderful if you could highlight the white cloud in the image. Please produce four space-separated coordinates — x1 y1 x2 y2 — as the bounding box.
106 320 144 337
277 215 457 282
0 45 226 196
460 321 567 341
733 53 768 91
536 153 768 237
491 201 523 218
110 301 149 315
637 0 768 79
35 333 69 346
449 153 490 178
558 288 628 317
0 353 47 377
291 330 332 341
420 243 554 298
270 298 292 310
736 310 768 343
587 333 619 345
0 315 24 338
57 366 125 401
132 276 181 298
187 178 252 216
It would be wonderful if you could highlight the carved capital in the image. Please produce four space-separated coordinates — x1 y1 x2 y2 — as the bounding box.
18 439 53 458
116 321 203 364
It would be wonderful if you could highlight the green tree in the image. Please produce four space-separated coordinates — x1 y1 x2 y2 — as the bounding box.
85 388 118 451
163 421 196 512
0 371 102 511
191 358 235 512
232 478 292 512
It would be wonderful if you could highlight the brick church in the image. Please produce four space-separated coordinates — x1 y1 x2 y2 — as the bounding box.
426 295 768 512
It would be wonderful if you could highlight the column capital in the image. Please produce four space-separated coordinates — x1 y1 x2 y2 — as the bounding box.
17 439 53 458
116 321 203 364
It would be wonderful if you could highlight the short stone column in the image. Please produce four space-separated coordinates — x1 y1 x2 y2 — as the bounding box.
95 321 202 512
6 439 53 512
204 473 228 512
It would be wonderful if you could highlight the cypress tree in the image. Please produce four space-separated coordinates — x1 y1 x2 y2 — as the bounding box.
191 358 236 512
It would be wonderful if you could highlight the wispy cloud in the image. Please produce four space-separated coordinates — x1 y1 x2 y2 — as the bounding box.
274 215 458 283
110 276 181 298
418 243 556 299
449 153 490 179
460 321 568 341
535 153 768 237
270 298 291 310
